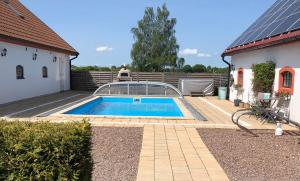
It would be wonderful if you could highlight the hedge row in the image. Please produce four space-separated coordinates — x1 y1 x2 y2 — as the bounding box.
0 120 92 180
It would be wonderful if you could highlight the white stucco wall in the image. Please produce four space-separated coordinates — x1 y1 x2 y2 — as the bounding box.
229 41 300 123
0 41 71 104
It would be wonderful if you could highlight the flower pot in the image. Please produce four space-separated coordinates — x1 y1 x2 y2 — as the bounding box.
234 99 241 107
239 102 245 108
244 103 251 109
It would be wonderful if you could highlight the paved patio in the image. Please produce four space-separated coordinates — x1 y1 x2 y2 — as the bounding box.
0 91 91 118
0 92 298 181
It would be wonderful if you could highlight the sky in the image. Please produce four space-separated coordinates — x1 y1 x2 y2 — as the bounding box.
20 0 276 68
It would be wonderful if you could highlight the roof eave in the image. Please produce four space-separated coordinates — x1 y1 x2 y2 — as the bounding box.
0 34 79 56
223 29 300 57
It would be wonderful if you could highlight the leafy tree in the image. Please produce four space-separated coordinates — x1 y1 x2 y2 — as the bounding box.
99 67 111 71
131 4 179 72
71 65 112 72
111 66 117 71
182 65 193 73
206 65 212 73
177 57 185 70
192 64 206 73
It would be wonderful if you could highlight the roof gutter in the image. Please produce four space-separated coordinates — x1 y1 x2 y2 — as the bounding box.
224 30 300 56
221 54 231 100
69 53 79 90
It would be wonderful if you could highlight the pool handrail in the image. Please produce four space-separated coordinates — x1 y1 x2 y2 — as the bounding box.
93 81 183 98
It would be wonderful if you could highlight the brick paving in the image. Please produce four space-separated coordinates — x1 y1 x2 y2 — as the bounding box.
136 125 228 181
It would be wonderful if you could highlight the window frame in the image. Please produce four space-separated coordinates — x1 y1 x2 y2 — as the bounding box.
42 66 48 78
237 68 244 86
16 65 24 79
279 67 295 95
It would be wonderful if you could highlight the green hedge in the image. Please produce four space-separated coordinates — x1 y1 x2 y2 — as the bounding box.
0 120 92 180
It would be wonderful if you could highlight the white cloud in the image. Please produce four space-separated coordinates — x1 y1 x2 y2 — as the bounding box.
96 46 113 53
179 48 198 55
179 48 212 58
197 53 212 57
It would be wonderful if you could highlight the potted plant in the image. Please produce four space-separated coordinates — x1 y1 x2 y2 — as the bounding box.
244 93 251 108
233 84 244 107
275 90 291 101
252 61 276 102
244 103 251 109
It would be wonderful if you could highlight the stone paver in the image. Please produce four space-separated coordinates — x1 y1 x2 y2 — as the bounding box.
136 125 229 181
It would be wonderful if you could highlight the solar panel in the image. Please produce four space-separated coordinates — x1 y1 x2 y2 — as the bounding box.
228 0 300 49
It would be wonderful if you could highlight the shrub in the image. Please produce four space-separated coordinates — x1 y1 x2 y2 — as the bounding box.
0 120 92 180
252 61 276 93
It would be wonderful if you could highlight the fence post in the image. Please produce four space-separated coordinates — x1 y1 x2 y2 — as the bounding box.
127 83 130 95
108 83 111 95
146 81 148 96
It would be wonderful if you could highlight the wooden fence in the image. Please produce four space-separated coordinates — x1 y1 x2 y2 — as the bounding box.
71 71 229 91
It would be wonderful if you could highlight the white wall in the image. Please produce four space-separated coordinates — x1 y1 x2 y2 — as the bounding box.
0 42 71 104
229 41 300 123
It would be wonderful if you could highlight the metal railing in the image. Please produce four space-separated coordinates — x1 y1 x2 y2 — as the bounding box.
93 81 183 97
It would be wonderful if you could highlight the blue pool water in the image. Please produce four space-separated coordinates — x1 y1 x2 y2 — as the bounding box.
65 97 184 117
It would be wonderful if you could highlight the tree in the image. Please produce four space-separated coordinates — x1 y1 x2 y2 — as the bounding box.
111 66 117 72
192 64 206 73
182 65 193 73
131 4 179 72
177 57 185 70
206 65 212 73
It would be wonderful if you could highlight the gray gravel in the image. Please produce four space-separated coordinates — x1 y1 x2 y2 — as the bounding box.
92 127 143 181
197 128 300 181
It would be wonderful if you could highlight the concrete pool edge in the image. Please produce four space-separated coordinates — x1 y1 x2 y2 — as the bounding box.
51 96 195 120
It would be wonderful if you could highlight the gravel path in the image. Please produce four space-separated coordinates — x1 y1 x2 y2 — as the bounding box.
197 128 300 181
92 127 143 181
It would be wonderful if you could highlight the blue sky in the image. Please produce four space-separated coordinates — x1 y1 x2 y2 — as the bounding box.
21 0 275 67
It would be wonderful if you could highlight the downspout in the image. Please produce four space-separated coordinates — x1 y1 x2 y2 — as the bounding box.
69 53 79 90
222 54 231 100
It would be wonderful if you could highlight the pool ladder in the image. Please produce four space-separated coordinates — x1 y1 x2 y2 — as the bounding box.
133 98 141 103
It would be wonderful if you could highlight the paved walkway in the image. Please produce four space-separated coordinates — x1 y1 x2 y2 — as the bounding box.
0 91 91 118
186 96 298 130
136 125 228 181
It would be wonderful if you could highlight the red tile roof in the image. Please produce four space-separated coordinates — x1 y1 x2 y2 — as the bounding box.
0 0 78 55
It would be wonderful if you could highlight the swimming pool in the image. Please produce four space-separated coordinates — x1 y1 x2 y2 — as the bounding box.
64 97 184 117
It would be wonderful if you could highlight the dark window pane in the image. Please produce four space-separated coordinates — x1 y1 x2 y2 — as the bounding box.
282 72 292 88
16 65 24 79
42 67 48 78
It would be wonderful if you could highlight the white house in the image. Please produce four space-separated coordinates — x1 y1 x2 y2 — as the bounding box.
223 0 300 124
0 0 78 104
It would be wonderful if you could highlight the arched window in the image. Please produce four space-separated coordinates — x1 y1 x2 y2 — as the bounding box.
279 67 295 95
237 68 244 86
42 66 48 78
16 65 24 79
282 72 292 88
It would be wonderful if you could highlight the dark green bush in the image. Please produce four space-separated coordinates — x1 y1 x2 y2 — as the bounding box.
0 120 92 181
252 61 276 93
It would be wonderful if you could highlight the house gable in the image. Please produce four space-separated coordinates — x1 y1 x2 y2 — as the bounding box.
0 0 78 55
